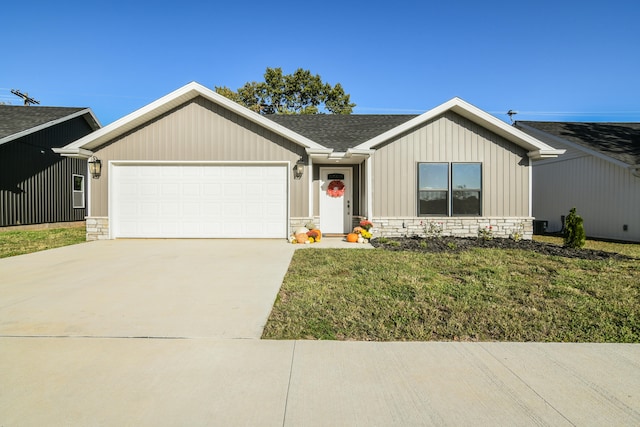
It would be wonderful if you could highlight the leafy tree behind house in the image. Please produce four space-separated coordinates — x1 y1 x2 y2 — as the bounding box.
215 67 355 115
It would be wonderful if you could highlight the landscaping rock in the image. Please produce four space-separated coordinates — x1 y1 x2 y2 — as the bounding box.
370 236 634 260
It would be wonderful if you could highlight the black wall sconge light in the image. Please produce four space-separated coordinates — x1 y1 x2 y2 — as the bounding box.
293 158 305 180
88 155 102 179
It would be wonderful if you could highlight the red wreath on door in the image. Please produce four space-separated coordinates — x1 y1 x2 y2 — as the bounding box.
327 180 345 198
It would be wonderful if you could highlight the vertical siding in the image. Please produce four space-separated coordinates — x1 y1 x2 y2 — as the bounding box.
90 97 308 217
372 111 530 217
0 117 91 226
533 146 640 241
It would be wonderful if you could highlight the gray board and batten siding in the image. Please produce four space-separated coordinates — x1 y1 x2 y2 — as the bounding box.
371 111 530 218
89 96 309 218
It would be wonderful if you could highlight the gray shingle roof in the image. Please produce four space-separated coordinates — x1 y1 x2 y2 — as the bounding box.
517 121 640 167
266 114 418 151
0 105 88 140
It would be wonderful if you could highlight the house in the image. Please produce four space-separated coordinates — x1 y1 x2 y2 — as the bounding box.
0 105 101 227
55 82 563 241
516 121 640 242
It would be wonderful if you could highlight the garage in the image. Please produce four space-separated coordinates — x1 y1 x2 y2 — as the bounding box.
111 163 288 238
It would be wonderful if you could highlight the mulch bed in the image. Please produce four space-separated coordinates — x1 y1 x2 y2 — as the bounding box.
370 236 635 260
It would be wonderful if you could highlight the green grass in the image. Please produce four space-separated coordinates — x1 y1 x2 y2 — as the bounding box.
534 234 640 258
0 227 86 258
263 244 640 342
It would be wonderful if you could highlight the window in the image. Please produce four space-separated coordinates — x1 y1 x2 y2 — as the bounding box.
418 163 448 215
73 174 85 208
418 163 481 216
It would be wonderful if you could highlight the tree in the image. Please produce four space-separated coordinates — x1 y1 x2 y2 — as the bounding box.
563 207 586 249
215 67 355 115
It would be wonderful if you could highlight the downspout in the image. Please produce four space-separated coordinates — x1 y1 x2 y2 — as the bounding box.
366 156 373 219
528 159 533 217
308 156 314 218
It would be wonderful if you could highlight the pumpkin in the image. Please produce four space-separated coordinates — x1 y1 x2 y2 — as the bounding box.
346 233 359 243
296 233 308 243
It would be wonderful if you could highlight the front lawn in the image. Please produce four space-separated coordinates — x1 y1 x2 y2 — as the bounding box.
263 240 640 342
0 227 86 258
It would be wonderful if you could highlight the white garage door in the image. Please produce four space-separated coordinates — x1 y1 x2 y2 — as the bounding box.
112 164 288 238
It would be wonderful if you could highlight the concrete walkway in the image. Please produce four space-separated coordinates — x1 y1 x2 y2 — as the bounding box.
1 240 639 425
1 339 638 426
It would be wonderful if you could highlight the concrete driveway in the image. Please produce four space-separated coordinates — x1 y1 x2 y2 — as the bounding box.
0 239 295 339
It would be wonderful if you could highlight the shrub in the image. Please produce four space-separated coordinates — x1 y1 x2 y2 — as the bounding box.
564 207 586 248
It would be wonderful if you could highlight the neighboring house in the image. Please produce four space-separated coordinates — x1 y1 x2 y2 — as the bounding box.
516 121 640 242
0 105 101 227
56 82 562 241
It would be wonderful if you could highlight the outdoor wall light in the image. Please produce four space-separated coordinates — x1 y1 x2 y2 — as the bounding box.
293 158 305 180
88 155 102 179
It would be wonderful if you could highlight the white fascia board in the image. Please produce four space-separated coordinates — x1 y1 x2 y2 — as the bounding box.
0 108 100 146
306 148 334 156
527 149 567 160
354 97 562 158
60 82 326 154
345 148 375 157
52 147 95 158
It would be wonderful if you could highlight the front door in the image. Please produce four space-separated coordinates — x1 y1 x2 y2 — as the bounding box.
320 168 352 234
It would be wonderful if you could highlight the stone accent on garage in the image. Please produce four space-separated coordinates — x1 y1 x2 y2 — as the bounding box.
372 217 534 240
290 217 316 234
86 217 109 241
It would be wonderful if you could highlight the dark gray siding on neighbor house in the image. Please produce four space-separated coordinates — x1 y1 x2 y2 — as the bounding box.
0 116 93 226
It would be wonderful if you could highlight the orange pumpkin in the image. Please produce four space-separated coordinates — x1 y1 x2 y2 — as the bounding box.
346 233 359 243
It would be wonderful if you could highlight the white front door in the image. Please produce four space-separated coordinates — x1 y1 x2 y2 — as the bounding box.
320 168 352 234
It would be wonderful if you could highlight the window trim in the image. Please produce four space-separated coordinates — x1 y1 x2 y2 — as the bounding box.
72 174 85 209
417 162 482 217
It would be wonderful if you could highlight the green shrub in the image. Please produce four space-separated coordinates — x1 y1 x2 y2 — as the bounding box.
564 207 586 248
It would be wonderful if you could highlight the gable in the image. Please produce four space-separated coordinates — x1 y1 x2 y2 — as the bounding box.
0 106 100 145
371 111 531 218
356 97 563 160
57 82 324 158
94 96 306 160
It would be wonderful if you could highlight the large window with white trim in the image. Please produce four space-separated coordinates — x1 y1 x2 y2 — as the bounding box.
72 174 85 209
418 163 481 216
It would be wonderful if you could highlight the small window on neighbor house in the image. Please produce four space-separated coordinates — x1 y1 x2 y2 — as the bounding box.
418 163 481 216
73 174 85 209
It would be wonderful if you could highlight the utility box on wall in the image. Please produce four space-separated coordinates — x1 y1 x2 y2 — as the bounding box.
533 220 548 235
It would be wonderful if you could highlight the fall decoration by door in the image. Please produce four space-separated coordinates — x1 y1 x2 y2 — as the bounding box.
327 180 345 198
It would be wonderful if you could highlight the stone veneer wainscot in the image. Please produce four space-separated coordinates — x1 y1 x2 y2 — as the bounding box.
372 217 534 240
85 217 109 241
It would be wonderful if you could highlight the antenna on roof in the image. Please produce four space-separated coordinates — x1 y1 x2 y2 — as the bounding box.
11 89 40 106
507 109 518 125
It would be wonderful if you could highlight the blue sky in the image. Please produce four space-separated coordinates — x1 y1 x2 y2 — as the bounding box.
2 0 639 125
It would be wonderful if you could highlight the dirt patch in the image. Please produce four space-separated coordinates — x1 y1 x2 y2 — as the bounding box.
370 236 634 260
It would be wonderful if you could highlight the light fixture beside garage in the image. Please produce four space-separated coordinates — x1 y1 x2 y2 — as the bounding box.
293 157 305 180
88 155 102 179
